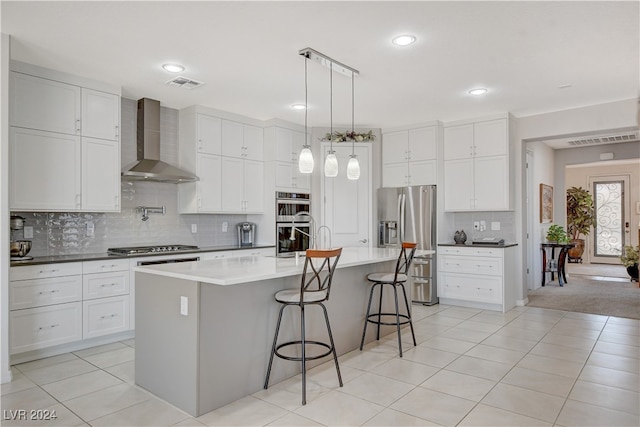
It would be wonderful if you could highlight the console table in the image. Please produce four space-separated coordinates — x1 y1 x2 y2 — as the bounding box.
540 243 575 287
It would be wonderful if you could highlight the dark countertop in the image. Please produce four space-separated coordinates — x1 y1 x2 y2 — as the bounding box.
10 245 275 267
438 242 518 248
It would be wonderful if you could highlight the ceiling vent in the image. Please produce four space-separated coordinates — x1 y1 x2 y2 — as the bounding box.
567 131 639 146
539 128 640 149
165 76 205 89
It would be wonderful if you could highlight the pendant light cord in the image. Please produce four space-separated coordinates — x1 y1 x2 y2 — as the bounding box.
351 71 355 156
304 56 308 146
330 62 333 152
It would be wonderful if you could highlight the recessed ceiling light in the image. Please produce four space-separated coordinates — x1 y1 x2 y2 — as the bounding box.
291 104 306 110
468 88 488 96
392 35 416 46
162 63 185 73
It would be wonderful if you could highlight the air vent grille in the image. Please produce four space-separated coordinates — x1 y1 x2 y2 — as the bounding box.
567 132 639 146
166 76 205 89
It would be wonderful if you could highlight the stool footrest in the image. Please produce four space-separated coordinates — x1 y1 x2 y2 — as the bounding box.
366 312 412 327
274 340 333 362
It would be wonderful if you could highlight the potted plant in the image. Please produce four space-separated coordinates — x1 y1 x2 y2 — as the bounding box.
546 224 569 244
620 245 639 282
566 186 596 263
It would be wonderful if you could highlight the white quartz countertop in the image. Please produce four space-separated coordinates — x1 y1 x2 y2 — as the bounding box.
134 247 434 286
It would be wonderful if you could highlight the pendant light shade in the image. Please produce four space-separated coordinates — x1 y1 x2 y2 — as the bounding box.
298 147 314 173
347 155 360 180
324 152 339 177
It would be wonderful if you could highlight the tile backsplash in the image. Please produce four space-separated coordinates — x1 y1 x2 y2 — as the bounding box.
11 98 248 257
444 211 516 244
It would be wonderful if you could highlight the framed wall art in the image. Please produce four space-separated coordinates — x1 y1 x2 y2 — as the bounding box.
540 183 553 223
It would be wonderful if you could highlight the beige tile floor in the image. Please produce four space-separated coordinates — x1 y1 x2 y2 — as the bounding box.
2 305 638 426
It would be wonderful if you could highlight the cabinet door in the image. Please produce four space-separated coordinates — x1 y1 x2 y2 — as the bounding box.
275 162 294 188
10 72 80 135
243 124 263 161
10 276 83 310
382 162 408 188
10 127 81 211
197 114 222 154
382 131 408 164
295 169 311 190
243 159 264 213
221 120 244 158
10 302 82 354
82 137 120 211
292 131 306 165
444 158 474 211
274 128 293 162
474 156 509 210
81 89 119 141
443 124 473 160
221 156 244 211
83 295 129 339
408 126 437 161
408 160 436 186
474 119 507 157
197 154 222 212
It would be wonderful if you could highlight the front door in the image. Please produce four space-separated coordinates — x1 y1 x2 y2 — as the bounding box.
321 143 371 248
588 175 630 264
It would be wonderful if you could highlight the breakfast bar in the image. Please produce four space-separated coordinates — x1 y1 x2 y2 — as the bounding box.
133 247 419 416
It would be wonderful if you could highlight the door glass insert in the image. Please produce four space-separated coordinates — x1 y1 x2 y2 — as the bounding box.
593 181 624 257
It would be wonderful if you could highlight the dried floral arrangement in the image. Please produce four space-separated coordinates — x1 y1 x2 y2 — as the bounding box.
323 130 375 142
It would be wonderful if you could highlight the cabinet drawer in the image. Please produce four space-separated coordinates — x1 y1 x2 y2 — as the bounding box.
438 246 503 257
10 262 83 281
83 259 129 274
83 271 129 300
83 296 129 339
439 273 502 304
439 255 502 276
10 275 82 310
10 302 82 354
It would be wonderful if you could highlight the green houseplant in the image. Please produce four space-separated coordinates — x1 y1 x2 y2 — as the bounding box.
566 186 596 262
620 245 639 282
546 224 569 244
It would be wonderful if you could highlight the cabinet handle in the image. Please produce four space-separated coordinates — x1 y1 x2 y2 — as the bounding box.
38 290 59 295
76 194 82 208
101 264 117 269
197 198 202 208
114 125 119 139
115 195 120 209
76 119 81 132
198 139 203 150
100 283 117 288
38 269 58 274
100 313 118 320
36 324 59 331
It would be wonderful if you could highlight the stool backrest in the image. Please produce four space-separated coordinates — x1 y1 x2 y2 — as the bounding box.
300 248 342 302
393 242 417 282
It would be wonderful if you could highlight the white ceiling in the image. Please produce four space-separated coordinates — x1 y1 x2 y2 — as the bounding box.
2 1 638 130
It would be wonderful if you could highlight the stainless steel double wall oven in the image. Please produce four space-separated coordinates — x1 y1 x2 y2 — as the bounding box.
275 191 311 257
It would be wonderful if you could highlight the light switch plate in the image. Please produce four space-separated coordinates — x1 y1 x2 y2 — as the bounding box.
86 222 94 237
491 221 501 231
191 224 197 233
180 296 188 316
23 226 33 239
222 221 228 232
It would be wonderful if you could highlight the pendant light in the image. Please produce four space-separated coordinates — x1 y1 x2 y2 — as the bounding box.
346 71 360 180
324 62 339 177
298 56 314 173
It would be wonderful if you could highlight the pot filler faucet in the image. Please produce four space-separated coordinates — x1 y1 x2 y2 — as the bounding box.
290 212 333 249
137 206 166 221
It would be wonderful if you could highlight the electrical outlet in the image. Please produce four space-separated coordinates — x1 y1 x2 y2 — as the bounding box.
191 224 197 233
180 296 188 316
473 221 480 230
86 222 95 237
491 221 501 231
480 220 486 231
23 226 33 239
222 221 228 232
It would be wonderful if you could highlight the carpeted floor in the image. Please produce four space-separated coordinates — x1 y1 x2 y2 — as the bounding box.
527 273 640 319
566 262 628 279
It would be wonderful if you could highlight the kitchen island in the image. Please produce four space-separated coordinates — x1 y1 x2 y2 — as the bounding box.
134 247 422 416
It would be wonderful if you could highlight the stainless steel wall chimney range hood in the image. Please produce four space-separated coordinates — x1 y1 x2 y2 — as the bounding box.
121 98 198 183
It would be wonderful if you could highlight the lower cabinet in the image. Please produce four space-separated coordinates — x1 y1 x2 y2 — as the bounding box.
83 296 130 340
438 245 516 312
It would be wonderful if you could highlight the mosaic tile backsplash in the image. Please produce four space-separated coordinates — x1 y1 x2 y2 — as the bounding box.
444 211 517 244
11 98 248 257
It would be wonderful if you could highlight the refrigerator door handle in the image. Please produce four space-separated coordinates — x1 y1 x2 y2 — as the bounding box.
400 193 406 242
396 193 403 244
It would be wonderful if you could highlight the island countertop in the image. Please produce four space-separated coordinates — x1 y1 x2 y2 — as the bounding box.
133 247 434 286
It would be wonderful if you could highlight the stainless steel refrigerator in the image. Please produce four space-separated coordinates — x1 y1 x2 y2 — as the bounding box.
377 185 438 305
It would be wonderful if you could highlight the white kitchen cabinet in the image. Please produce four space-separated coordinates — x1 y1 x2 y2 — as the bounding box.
443 117 511 211
178 154 222 213
272 127 310 190
82 259 130 300
221 157 264 213
10 127 81 211
382 125 438 187
82 137 120 211
10 275 83 311
10 71 81 135
222 120 263 161
83 296 129 339
197 114 222 155
438 245 516 312
81 89 120 141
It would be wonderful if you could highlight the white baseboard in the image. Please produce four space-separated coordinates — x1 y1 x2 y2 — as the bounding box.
1 368 13 384
516 298 529 306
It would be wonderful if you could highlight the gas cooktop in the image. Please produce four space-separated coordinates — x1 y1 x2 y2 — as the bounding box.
108 245 199 256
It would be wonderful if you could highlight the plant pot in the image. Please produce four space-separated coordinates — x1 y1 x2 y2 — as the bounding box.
627 264 639 282
568 239 585 263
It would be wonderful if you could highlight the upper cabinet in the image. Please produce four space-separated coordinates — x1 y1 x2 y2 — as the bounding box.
266 126 311 191
443 117 513 211
9 63 121 212
382 124 439 187
178 106 265 214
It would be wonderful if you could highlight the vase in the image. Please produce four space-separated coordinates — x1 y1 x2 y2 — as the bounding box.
568 239 585 263
627 264 639 282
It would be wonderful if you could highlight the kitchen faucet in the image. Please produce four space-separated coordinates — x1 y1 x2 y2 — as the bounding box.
137 206 166 221
290 212 333 250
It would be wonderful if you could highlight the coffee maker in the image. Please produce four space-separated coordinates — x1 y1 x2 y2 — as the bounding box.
237 222 256 247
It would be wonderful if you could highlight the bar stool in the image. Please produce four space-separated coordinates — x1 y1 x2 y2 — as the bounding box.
360 242 417 357
264 248 343 405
